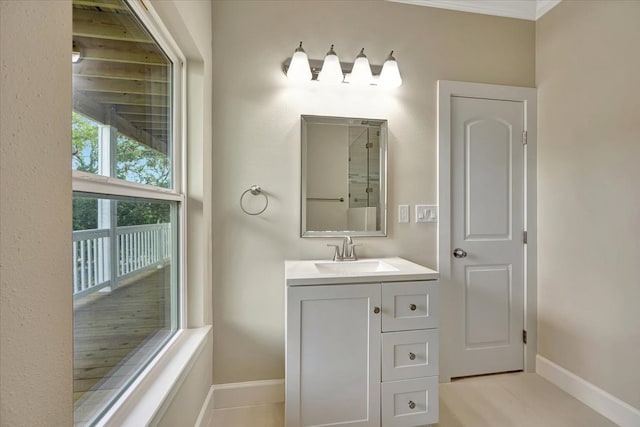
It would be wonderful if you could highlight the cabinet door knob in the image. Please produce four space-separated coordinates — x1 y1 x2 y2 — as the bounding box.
409 303 417 311
409 352 416 360
408 400 416 410
373 306 381 314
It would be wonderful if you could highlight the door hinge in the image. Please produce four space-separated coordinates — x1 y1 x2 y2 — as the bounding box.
365 142 373 149
522 330 527 344
522 131 528 145
523 231 528 244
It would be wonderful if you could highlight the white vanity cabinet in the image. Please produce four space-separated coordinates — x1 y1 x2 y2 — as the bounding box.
285 258 439 427
287 284 382 427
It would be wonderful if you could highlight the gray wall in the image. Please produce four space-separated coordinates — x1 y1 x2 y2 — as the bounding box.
536 0 640 408
211 0 535 384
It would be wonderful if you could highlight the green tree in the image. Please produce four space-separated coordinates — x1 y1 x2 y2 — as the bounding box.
72 112 100 173
72 113 171 230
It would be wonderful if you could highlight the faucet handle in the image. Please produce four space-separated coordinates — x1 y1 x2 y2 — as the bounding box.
327 244 341 261
348 244 362 260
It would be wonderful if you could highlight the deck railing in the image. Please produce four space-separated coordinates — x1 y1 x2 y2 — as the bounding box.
73 223 171 298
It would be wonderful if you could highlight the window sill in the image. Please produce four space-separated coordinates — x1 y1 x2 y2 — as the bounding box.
96 325 212 427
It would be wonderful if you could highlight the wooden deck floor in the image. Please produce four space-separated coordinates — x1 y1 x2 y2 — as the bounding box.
73 266 173 424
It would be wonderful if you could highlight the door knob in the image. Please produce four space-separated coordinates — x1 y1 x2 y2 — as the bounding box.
373 306 381 314
453 248 467 258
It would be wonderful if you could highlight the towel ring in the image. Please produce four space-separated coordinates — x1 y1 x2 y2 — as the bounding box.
240 185 268 215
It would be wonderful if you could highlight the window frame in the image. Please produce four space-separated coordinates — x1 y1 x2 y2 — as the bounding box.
71 0 190 423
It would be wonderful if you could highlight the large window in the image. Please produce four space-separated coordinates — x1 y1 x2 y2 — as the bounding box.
71 0 183 424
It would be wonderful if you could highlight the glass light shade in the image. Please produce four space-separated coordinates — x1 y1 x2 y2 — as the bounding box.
379 52 402 88
318 45 343 84
287 42 312 82
349 48 373 86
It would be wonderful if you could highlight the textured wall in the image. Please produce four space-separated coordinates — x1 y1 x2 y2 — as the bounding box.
0 1 214 424
0 1 73 424
211 0 535 384
536 0 640 407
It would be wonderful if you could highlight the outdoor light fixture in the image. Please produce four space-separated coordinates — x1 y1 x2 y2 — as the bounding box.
283 43 402 87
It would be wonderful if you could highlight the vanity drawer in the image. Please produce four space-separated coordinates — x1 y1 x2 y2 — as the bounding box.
382 329 439 382
382 281 438 332
381 377 439 427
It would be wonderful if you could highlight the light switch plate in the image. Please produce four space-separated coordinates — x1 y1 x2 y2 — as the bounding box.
398 205 409 223
415 205 437 223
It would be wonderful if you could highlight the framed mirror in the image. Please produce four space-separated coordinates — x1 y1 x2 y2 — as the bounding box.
301 115 387 237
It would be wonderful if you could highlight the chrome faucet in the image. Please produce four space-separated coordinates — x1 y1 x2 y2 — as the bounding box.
327 236 361 261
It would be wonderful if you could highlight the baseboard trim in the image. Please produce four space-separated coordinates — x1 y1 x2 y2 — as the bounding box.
536 355 640 427
211 379 285 410
194 385 215 427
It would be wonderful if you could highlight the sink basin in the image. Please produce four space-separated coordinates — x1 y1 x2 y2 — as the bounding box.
286 257 438 286
314 260 399 274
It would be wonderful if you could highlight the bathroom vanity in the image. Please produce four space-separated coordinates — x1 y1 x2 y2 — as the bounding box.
285 257 439 427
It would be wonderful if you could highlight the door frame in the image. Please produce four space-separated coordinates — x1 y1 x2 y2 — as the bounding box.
437 80 537 381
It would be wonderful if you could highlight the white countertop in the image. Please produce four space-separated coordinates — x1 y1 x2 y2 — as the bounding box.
285 257 439 286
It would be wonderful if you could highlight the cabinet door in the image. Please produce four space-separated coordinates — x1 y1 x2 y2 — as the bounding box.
286 284 381 427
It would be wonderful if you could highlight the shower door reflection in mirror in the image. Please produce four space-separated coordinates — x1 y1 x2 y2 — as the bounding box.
301 115 387 237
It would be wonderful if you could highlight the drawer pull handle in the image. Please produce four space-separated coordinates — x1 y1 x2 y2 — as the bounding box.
373 306 381 314
409 352 416 360
409 304 417 311
408 400 416 410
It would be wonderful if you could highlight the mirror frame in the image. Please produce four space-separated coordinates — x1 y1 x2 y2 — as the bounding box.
301 115 388 237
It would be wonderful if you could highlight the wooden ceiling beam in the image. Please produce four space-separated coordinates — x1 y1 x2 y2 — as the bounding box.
110 114 167 154
132 124 168 131
114 105 169 116
87 92 169 107
73 59 168 82
73 9 153 44
73 76 168 96
73 0 130 11
73 92 167 153
126 119 168 126
74 91 107 124
73 36 167 65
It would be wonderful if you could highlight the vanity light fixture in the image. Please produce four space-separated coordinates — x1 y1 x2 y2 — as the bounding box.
283 43 402 87
348 48 373 86
379 51 403 88
286 41 312 82
317 44 343 84
72 41 81 63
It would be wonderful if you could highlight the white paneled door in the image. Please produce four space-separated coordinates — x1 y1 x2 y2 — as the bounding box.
449 95 525 378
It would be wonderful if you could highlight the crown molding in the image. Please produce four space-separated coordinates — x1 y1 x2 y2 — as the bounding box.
387 0 561 21
536 0 562 20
